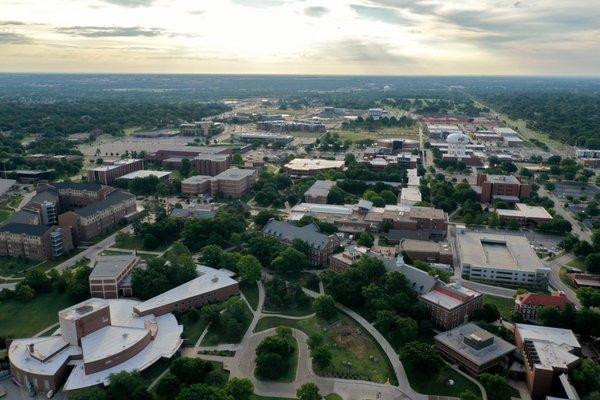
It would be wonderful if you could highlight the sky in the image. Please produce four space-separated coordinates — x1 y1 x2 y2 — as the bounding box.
0 0 599 75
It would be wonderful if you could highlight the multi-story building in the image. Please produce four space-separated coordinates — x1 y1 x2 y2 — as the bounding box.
180 168 256 198
456 226 550 289
514 324 581 398
475 174 532 204
89 254 140 299
329 245 369 271
304 180 336 204
385 206 448 242
193 154 231 176
0 223 73 261
231 132 293 144
514 292 569 323
58 190 136 244
117 170 171 182
146 145 231 162
256 120 326 133
262 219 340 266
87 159 144 185
283 158 345 177
399 239 454 264
435 322 515 375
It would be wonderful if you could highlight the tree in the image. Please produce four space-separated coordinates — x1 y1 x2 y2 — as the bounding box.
400 341 442 375
175 384 233 400
296 383 321 400
379 190 397 205
201 245 223 268
585 253 600 274
311 346 332 370
23 270 52 293
592 230 600 250
577 287 600 308
357 231 374 247
307 333 324 350
15 283 35 301
460 390 480 400
327 186 345 204
271 247 308 274
314 294 337 320
571 359 600 396
236 255 262 282
107 371 148 400
170 357 213 385
255 331 294 380
472 303 501 323
155 372 181 399
226 377 254 400
574 240 594 257
479 373 513 400
253 210 280 229
537 306 564 326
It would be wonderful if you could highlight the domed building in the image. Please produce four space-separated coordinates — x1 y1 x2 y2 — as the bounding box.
441 131 483 167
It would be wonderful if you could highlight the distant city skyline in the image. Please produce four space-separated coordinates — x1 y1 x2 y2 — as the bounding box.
0 0 599 75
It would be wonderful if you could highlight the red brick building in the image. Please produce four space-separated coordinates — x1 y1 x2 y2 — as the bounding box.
514 292 569 323
476 174 532 204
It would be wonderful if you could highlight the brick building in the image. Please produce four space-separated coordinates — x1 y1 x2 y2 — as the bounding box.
89 254 140 299
283 158 344 177
399 239 453 264
329 245 369 271
386 206 448 242
0 223 73 261
262 219 340 266
304 180 336 204
87 159 144 185
475 174 532 204
180 168 256 198
514 292 569 323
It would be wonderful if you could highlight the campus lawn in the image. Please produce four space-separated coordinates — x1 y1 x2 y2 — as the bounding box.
275 272 320 292
403 362 482 398
324 394 343 400
0 291 76 338
483 295 515 320
0 256 40 277
179 311 209 344
566 257 586 271
240 281 259 311
200 301 253 346
263 293 315 317
254 313 396 384
113 232 171 252
0 207 12 222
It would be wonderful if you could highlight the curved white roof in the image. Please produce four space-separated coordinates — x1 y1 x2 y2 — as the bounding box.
446 132 469 144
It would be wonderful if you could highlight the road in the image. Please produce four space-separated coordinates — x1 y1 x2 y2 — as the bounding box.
545 253 581 308
538 187 592 242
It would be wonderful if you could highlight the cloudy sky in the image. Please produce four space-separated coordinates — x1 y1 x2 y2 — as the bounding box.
0 0 599 75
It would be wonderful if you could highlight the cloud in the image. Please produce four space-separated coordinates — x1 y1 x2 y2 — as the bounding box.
311 38 413 64
0 21 27 26
57 26 165 38
365 0 439 15
350 4 413 25
231 0 288 8
99 0 156 7
304 6 329 17
0 31 31 44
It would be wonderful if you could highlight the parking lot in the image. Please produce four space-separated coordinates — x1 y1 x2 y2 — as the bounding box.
553 181 600 199
463 226 563 253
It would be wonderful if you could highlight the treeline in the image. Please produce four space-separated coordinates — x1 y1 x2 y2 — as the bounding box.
0 100 230 136
341 115 415 131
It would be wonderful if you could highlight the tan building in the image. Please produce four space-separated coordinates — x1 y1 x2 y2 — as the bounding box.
180 168 256 198
0 223 73 261
304 180 336 204
87 159 144 185
399 239 453 264
146 145 231 161
283 158 344 177
89 254 140 299
496 203 553 226
385 206 448 242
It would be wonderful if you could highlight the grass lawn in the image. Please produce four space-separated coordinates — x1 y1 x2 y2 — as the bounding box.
275 272 320 292
0 291 76 338
114 232 172 252
404 363 482 398
483 295 515 320
141 357 173 384
255 335 298 383
0 207 12 222
566 257 586 271
325 395 343 400
179 311 208 344
241 281 259 311
0 256 40 277
263 296 315 317
201 300 253 346
254 313 396 384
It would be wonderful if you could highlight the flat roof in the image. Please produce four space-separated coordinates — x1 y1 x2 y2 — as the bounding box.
421 283 481 311
214 167 255 180
496 203 553 220
90 254 137 279
305 180 336 197
81 325 148 363
0 178 16 196
401 239 452 254
515 324 580 349
89 159 141 172
285 158 344 171
119 170 171 180
486 174 521 185
456 230 544 272
435 322 515 366
400 187 422 203
134 266 237 315
181 175 212 184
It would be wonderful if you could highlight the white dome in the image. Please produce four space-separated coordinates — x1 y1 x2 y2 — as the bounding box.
446 132 469 144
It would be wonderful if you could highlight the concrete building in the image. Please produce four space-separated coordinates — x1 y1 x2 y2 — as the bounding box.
426 124 462 139
441 132 484 166
435 322 515 375
8 298 182 393
117 170 171 182
329 245 369 271
89 254 140 299
304 180 336 204
476 174 532 204
179 121 223 137
494 127 523 147
146 145 231 162
0 223 73 261
256 120 325 133
133 266 239 317
262 219 340 266
376 138 420 152
406 168 419 188
399 239 453 265
283 158 345 177
496 203 553 226
514 292 569 323
514 324 581 398
87 159 144 185
385 206 448 242
456 227 550 289
231 132 293 144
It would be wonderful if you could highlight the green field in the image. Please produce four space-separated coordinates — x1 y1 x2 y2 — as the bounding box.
404 363 482 398
241 281 259 311
0 291 76 338
0 257 40 277
254 313 396 384
483 295 515 320
263 294 315 317
566 257 586 271
179 311 209 344
201 301 253 346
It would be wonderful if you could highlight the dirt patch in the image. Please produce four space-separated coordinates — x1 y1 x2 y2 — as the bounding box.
331 319 371 358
